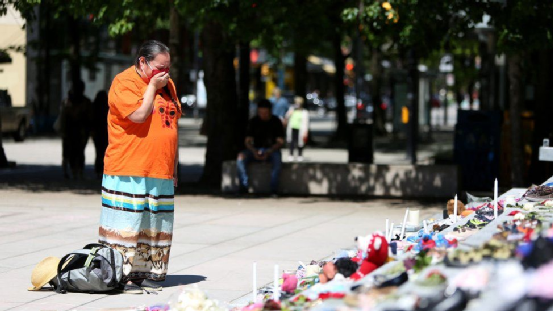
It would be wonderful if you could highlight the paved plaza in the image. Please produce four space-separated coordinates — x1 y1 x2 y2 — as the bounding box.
0 189 441 310
0 114 447 310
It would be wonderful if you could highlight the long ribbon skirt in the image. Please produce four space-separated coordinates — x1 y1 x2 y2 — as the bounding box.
98 174 174 281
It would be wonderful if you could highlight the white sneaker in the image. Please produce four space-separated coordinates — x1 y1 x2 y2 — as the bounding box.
298 156 304 162
287 155 294 162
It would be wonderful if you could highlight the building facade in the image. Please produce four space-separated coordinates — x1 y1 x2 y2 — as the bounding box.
0 5 26 107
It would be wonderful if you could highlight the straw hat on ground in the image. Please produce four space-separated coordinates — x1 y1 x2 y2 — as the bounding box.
28 257 60 291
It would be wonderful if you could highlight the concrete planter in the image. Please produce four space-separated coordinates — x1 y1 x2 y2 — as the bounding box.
222 161 458 198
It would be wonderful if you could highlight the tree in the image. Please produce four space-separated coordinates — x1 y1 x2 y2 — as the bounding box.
487 0 553 186
342 0 488 163
176 0 345 186
173 0 262 187
271 0 353 143
329 1 356 143
2 0 173 115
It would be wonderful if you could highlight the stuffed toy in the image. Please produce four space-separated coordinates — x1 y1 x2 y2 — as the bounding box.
318 262 337 284
350 232 389 281
318 258 358 284
420 234 437 250
351 235 372 263
447 199 466 215
335 258 358 278
304 264 321 277
281 273 298 293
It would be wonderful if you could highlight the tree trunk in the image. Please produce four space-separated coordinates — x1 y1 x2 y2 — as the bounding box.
169 0 182 182
478 39 494 111
371 47 386 136
68 15 81 94
293 51 307 100
238 41 250 149
192 30 200 119
467 80 475 109
333 29 348 142
508 53 524 187
529 49 553 184
168 0 183 95
426 77 433 141
38 1 51 116
407 49 419 165
200 22 238 188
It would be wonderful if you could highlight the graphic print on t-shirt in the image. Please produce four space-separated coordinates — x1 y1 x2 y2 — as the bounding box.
155 97 177 129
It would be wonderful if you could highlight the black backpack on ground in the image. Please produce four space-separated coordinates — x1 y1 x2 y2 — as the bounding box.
52 243 124 293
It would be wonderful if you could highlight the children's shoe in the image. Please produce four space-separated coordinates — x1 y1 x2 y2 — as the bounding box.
138 279 162 291
122 282 143 294
298 156 304 162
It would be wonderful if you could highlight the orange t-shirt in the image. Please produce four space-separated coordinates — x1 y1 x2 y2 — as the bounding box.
104 66 181 179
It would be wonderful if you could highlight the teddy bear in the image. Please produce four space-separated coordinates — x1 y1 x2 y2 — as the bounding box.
281 273 298 293
447 199 466 215
350 232 389 281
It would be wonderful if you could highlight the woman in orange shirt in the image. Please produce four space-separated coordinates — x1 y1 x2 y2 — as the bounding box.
99 40 181 294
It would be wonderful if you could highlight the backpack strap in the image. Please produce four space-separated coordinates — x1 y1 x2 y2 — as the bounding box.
86 246 119 288
85 244 118 287
84 247 100 268
107 247 118 287
55 253 87 294
83 243 106 250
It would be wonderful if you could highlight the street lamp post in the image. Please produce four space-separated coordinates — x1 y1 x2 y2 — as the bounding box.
407 49 419 165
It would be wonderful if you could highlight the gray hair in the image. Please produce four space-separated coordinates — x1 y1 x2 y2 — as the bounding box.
135 40 170 67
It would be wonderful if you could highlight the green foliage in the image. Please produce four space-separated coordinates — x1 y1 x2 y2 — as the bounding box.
487 0 553 54
421 38 480 91
5 0 553 58
85 0 170 37
343 0 489 56
1 0 170 38
174 0 351 57
1 0 351 60
341 0 553 57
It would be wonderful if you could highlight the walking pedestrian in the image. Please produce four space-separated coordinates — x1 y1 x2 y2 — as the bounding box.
285 96 309 162
270 88 289 121
92 90 109 179
99 40 181 294
0 113 8 168
59 81 91 180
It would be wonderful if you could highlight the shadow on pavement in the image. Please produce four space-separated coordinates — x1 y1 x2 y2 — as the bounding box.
0 164 206 194
160 275 207 288
0 164 101 194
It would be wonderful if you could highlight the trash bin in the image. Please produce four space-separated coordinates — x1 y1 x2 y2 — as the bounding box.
454 110 501 191
348 123 374 163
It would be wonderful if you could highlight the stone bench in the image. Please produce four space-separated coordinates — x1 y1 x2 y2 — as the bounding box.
222 161 459 198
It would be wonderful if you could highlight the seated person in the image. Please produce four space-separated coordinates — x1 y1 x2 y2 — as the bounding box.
237 99 284 195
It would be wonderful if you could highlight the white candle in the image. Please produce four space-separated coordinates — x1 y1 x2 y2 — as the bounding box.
400 209 409 240
494 178 498 219
385 219 390 242
454 194 458 223
273 264 279 301
388 222 394 240
408 210 420 225
423 220 428 233
252 262 257 302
